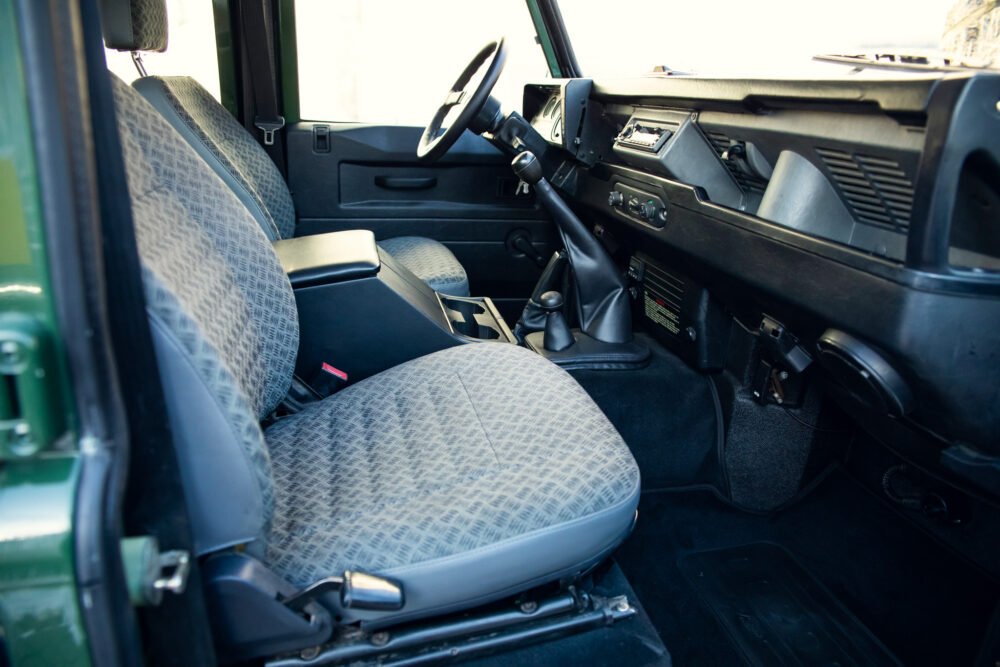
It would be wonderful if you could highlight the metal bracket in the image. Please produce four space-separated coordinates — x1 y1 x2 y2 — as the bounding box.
255 116 286 146
154 549 191 596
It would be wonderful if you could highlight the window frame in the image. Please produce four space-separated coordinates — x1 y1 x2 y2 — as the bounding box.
276 0 563 125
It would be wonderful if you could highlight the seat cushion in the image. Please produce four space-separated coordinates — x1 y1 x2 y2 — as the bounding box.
377 236 470 296
263 343 639 625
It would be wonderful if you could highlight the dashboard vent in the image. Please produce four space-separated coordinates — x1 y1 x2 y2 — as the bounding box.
816 148 914 231
706 131 769 195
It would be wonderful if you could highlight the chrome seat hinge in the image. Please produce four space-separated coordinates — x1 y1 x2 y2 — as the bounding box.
121 536 191 606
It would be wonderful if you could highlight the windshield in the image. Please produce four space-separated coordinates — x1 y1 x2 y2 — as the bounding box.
558 0 982 78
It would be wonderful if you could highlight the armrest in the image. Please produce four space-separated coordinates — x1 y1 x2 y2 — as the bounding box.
274 230 381 288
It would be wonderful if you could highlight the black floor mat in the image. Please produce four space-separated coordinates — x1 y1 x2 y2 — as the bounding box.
616 469 1000 666
569 334 721 490
678 543 898 666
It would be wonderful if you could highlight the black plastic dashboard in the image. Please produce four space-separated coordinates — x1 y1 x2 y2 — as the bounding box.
522 73 1000 489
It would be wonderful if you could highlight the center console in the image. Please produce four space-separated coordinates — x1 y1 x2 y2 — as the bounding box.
274 230 514 384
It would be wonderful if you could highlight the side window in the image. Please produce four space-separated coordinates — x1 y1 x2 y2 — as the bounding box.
104 0 221 100
293 0 550 124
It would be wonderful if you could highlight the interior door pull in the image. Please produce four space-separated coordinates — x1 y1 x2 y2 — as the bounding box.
374 176 437 190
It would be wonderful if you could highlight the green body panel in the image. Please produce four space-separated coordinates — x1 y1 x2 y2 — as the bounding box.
0 0 88 665
0 458 88 667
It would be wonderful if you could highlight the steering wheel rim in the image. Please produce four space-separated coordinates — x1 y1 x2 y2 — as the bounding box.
417 38 507 161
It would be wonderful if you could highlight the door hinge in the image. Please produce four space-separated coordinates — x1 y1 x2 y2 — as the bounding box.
0 314 67 459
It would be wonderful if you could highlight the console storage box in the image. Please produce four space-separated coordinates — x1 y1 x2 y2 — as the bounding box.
273 230 514 384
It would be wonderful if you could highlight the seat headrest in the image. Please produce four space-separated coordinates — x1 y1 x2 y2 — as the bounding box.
99 0 168 52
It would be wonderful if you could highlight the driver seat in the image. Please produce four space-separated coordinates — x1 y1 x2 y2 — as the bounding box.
99 0 470 297
109 68 640 638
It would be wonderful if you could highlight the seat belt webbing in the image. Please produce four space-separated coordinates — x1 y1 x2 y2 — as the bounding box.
240 0 286 173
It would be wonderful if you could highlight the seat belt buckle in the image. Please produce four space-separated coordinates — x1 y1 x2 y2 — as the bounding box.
254 115 285 145
305 361 348 399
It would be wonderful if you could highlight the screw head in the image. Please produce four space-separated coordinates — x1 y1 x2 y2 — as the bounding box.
370 631 390 647
0 340 22 367
7 422 37 457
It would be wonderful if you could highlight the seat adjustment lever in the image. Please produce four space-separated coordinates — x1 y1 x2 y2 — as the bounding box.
284 570 404 613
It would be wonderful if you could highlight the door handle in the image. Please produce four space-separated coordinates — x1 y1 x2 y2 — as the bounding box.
374 176 437 190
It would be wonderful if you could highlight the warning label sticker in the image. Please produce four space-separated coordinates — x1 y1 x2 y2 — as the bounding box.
644 291 680 335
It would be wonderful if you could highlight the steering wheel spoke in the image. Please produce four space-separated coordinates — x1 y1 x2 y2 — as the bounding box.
417 38 507 161
443 89 467 108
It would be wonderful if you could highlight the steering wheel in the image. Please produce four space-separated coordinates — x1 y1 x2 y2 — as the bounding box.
417 38 507 161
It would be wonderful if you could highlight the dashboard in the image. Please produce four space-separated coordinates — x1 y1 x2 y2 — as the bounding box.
521 74 1000 492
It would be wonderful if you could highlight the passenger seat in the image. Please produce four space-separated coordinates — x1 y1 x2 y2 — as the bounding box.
100 0 470 297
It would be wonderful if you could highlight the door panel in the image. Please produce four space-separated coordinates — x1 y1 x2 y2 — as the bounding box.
286 122 555 314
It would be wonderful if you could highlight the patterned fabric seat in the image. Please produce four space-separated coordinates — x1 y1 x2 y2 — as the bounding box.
265 343 639 623
132 75 470 296
111 74 640 626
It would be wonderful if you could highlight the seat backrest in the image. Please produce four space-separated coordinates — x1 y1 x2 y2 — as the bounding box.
99 0 296 241
133 76 296 241
111 74 299 554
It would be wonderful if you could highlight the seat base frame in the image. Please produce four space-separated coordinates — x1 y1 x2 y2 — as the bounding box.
267 586 636 667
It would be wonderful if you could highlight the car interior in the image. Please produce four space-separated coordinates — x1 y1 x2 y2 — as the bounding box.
35 0 1000 664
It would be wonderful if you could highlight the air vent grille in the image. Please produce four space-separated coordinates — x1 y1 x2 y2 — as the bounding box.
644 263 684 307
706 131 769 195
816 148 914 231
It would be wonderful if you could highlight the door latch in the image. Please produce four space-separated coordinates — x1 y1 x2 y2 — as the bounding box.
0 314 67 459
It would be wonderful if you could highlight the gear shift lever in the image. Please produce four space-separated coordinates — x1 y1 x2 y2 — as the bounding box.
512 151 632 344
539 291 574 352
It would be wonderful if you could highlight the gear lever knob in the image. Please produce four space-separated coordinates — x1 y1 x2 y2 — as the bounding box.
511 151 543 185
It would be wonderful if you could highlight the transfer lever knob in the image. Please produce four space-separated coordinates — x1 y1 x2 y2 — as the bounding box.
539 291 574 352
539 290 564 311
511 151 543 185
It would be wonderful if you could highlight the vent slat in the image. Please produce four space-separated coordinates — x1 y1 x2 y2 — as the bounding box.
879 191 916 205
857 215 895 227
869 174 914 188
827 172 872 187
838 191 884 206
869 182 916 197
703 129 770 197
851 201 897 215
855 154 904 168
817 147 915 232
857 164 908 179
